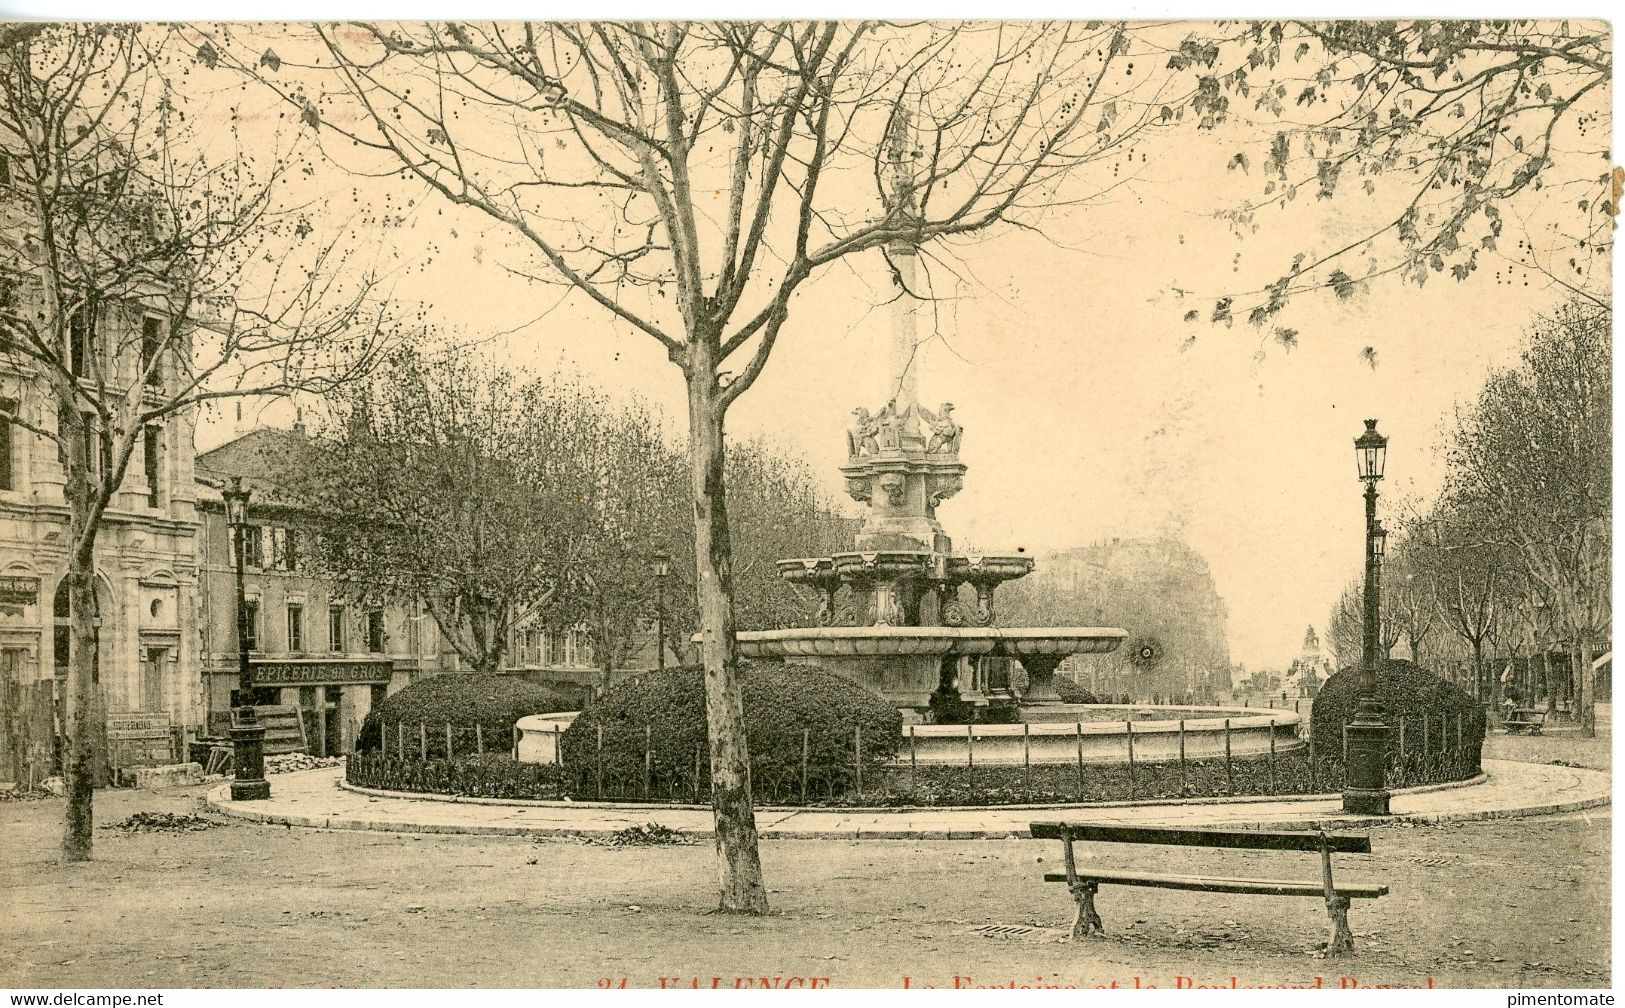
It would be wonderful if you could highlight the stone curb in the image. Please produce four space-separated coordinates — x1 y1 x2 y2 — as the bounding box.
205 766 1608 840
335 770 1490 811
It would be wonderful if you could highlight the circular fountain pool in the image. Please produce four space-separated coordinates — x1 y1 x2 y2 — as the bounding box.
516 704 1303 768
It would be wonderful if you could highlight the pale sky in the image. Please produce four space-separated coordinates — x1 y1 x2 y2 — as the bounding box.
188 21 1607 673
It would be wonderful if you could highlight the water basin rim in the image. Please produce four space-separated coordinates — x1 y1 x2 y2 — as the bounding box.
515 708 1302 735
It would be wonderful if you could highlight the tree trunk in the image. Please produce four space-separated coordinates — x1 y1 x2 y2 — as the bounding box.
596 610 615 699
1577 636 1596 738
685 367 768 915
62 485 101 861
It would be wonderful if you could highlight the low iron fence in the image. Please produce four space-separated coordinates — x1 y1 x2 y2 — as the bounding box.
346 711 1482 807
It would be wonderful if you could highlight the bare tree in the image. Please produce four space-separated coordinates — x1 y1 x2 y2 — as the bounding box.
0 25 398 860
211 19 1192 911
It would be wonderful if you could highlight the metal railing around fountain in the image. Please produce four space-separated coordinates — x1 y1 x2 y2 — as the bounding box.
344 712 1483 806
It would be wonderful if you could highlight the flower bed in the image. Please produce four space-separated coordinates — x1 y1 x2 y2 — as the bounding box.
347 752 568 800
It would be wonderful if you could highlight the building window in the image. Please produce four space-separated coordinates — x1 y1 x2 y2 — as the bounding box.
140 316 163 386
143 426 162 507
329 605 346 652
242 526 264 569
365 610 385 653
0 396 15 491
287 603 304 652
268 526 299 571
242 599 259 652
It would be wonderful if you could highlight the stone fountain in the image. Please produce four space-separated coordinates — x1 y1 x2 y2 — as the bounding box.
733 106 1126 714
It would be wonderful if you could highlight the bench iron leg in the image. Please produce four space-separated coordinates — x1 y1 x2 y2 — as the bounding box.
1324 895 1354 956
1069 881 1104 940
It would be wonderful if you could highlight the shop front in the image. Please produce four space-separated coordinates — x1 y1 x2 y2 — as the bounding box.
207 658 394 756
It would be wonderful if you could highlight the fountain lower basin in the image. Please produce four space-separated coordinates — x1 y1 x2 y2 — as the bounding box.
900 706 1303 765
515 705 1304 768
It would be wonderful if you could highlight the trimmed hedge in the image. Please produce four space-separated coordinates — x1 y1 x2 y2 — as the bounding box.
357 673 577 756
560 662 903 796
1311 658 1485 778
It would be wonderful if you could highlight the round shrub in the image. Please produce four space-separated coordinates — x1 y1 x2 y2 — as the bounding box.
1311 658 1485 775
357 673 577 755
560 661 903 799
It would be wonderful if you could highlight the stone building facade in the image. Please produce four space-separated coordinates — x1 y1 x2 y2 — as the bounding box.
1 291 202 781
195 429 445 756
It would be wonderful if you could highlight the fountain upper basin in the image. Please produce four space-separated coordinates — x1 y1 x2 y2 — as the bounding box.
729 625 1127 707
734 625 1128 660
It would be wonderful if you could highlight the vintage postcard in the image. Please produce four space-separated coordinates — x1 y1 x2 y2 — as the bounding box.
0 15 1613 994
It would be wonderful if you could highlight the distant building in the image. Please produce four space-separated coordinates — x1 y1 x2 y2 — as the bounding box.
195 428 444 755
196 426 665 735
1285 625 1333 698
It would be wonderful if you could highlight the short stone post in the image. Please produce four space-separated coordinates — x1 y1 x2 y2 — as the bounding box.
854 724 863 797
1223 718 1234 793
1125 721 1137 799
1022 722 1031 796
908 725 917 798
1074 722 1085 800
1268 719 1277 793
643 725 652 800
1308 733 1318 792
800 728 810 803
966 723 976 797
1177 720 1188 798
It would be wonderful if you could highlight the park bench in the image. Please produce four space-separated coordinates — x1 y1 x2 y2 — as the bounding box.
1503 708 1546 735
1029 822 1388 956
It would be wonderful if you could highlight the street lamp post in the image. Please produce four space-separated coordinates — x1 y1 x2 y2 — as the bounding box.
224 477 270 801
650 549 672 672
1343 419 1392 816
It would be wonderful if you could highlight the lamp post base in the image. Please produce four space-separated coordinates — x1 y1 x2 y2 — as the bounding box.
229 706 272 802
1341 712 1391 816
1340 786 1391 816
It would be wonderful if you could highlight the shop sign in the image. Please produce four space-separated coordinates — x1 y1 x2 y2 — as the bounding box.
250 660 393 685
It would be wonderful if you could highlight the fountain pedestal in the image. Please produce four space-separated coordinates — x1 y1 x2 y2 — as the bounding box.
752 131 1126 715
1016 653 1067 704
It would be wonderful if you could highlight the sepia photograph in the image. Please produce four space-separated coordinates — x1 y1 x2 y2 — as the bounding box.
0 13 1614 992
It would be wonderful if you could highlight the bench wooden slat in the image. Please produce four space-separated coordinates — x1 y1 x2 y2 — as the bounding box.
1042 870 1388 900
1028 822 1371 854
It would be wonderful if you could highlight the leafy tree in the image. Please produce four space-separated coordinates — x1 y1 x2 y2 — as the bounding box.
1203 20 1610 336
